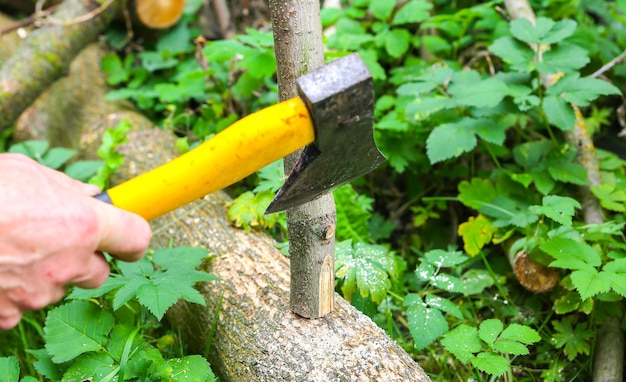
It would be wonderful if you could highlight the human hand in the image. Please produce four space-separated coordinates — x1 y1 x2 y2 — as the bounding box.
0 154 151 329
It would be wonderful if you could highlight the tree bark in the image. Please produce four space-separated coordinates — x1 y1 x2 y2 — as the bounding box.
0 0 117 134
10 28 431 382
268 0 337 318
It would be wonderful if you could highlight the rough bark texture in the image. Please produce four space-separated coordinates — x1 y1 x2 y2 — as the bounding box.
268 0 337 318
0 0 117 133
504 1 624 381
10 23 430 382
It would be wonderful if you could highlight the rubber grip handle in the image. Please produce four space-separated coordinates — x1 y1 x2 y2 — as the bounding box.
96 98 314 220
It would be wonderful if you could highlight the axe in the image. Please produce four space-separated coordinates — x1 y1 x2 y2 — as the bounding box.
95 54 386 220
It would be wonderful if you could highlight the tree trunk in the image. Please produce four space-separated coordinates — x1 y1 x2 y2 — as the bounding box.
268 0 337 319
10 30 431 382
0 0 117 134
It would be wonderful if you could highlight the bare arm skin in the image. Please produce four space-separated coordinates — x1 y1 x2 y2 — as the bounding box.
0 154 151 330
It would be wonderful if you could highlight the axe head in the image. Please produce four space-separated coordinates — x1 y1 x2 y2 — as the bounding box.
266 54 386 214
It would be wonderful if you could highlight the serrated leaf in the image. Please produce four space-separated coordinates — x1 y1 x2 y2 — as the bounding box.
552 319 593 360
61 352 116 382
449 77 509 108
27 349 63 381
404 294 449 350
0 356 19 382
529 195 581 226
603 271 626 297
489 36 535 72
541 237 601 270
424 249 468 267
492 339 531 355
542 95 575 131
548 161 589 185
500 323 541 344
335 241 399 303
64 160 104 182
570 269 612 300
591 184 626 212
458 178 497 209
441 324 482 363
425 295 463 318
335 184 373 242
136 283 182 320
44 301 115 363
165 355 216 381
471 352 509 376
553 290 582 314
458 215 496 256
426 120 478 164
538 43 590 74
510 17 576 45
548 74 621 107
479 319 503 346
461 269 495 295
392 0 432 25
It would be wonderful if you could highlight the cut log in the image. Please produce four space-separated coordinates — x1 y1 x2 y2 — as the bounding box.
12 37 431 382
0 0 117 133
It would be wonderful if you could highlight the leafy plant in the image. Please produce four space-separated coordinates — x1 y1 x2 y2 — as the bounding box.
89 120 132 189
12 246 219 381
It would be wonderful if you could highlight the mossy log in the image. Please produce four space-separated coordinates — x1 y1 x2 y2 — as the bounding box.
0 0 117 133
11 30 431 382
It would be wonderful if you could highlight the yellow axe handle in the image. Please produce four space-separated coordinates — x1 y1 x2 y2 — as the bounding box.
103 97 314 220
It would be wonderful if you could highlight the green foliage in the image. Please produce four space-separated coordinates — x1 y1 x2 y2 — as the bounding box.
89 120 132 189
441 319 540 376
6 140 102 182
68 247 217 320
335 240 403 303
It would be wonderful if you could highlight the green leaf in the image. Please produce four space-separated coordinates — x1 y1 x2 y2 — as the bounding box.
0 356 19 382
492 339 531 355
591 184 626 212
392 0 432 25
458 178 497 209
404 294 449 350
548 161 589 185
370 0 395 20
488 37 535 72
461 269 495 295
499 323 541 344
529 195 581 226
424 249 468 267
62 352 117 382
64 160 104 182
553 290 583 314
542 95 575 131
538 43 590 74
335 184 374 242
426 120 478 164
165 355 216 381
27 348 63 381
425 295 463 318
548 74 621 107
552 318 593 360
458 215 496 256
510 17 576 45
441 324 482 363
8 140 49 161
541 237 601 270
449 77 509 108
335 241 399 303
471 352 509 376
44 301 115 363
242 50 276 78
385 28 411 58
42 147 76 169
228 190 282 230
479 319 503 346
570 269 612 300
